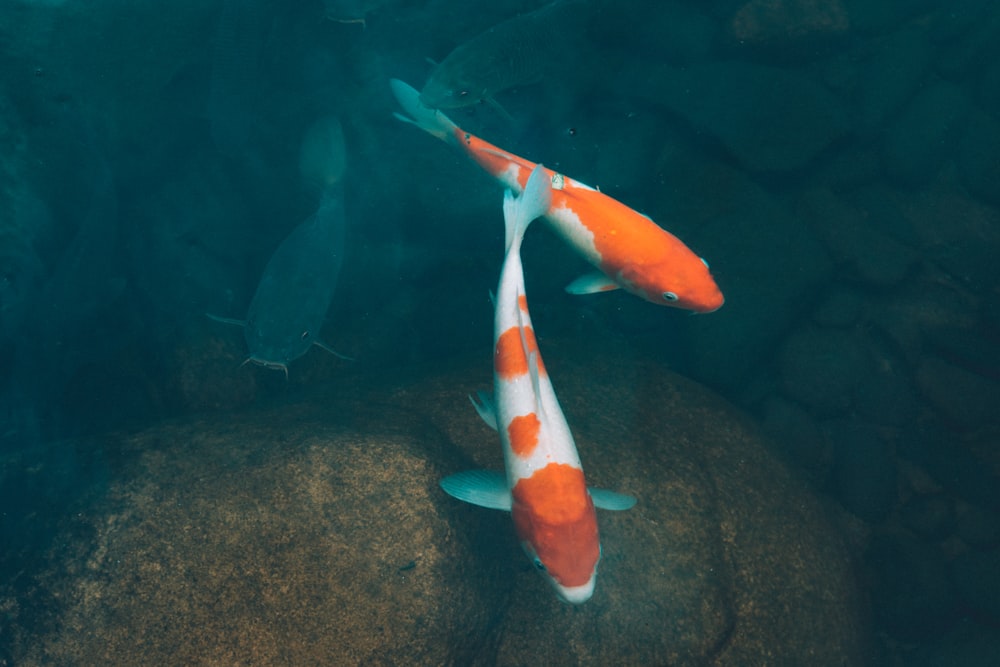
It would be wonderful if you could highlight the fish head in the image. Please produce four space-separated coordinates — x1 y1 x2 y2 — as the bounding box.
419 68 485 110
511 464 601 604
244 315 317 373
619 254 724 313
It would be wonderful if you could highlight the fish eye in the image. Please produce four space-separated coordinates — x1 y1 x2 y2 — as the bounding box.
532 557 547 572
662 292 679 302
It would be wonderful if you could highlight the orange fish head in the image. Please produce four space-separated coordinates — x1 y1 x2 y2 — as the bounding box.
511 468 600 604
619 259 724 313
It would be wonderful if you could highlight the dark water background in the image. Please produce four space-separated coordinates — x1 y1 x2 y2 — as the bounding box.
1 0 999 664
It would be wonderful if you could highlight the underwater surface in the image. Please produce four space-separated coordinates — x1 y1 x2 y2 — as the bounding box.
0 0 999 664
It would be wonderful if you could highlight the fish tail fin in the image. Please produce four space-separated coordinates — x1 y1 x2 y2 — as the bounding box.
503 164 552 252
390 78 458 143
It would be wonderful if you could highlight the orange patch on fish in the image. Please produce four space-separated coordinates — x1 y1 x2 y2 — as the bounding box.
517 294 529 313
507 413 541 458
494 325 544 380
511 463 599 587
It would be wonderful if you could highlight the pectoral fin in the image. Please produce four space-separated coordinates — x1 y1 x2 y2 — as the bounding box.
469 390 498 431
313 339 355 361
206 313 247 327
440 470 511 510
590 487 637 511
565 272 621 295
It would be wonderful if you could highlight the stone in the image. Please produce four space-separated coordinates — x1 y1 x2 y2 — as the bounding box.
900 493 956 541
958 108 1000 206
915 357 1000 429
882 81 971 187
779 326 870 415
798 188 920 287
823 418 898 523
951 549 1000 623
2 338 870 665
956 506 1000 549
866 531 959 640
760 395 831 484
634 61 851 172
812 289 863 328
853 26 932 136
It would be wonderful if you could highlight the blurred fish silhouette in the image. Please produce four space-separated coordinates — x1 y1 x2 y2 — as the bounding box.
209 116 352 377
392 79 724 312
441 165 636 604
420 0 587 115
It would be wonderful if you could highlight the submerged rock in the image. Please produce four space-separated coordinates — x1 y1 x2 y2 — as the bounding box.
633 61 850 172
4 338 870 665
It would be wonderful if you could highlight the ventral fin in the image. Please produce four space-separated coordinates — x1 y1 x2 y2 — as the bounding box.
565 272 621 295
441 470 511 510
469 390 498 431
590 487 637 511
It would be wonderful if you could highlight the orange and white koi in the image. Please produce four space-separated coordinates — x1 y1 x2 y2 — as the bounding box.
440 165 636 604
390 79 724 313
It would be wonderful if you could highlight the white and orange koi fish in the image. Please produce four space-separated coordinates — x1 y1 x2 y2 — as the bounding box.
390 78 724 313
441 165 636 604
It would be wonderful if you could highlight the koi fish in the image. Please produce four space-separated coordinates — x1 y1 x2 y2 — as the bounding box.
391 79 724 312
441 165 636 604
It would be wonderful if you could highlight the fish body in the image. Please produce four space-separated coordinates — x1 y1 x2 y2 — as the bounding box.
441 166 635 604
210 118 350 375
420 1 585 110
391 79 724 312
241 188 346 372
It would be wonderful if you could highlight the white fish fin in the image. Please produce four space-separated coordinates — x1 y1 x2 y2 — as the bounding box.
313 339 355 361
389 78 458 142
565 272 621 295
206 312 247 327
469 390 498 430
503 163 552 251
526 349 546 417
590 487 637 511
440 470 512 510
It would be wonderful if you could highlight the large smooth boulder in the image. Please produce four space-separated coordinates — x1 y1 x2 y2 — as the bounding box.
5 337 870 665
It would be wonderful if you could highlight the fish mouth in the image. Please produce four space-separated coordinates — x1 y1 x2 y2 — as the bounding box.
554 579 595 604
242 357 290 379
695 294 725 313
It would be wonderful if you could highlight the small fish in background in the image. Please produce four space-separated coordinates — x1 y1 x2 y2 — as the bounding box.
209 116 352 377
441 165 636 604
420 0 588 114
391 79 724 312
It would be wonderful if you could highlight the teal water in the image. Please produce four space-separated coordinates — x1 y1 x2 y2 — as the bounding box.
1 1 999 664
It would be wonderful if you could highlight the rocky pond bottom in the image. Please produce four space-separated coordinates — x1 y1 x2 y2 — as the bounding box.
3 337 870 665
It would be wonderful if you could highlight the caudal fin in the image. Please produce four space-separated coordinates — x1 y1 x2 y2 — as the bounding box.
390 79 458 143
503 164 552 252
